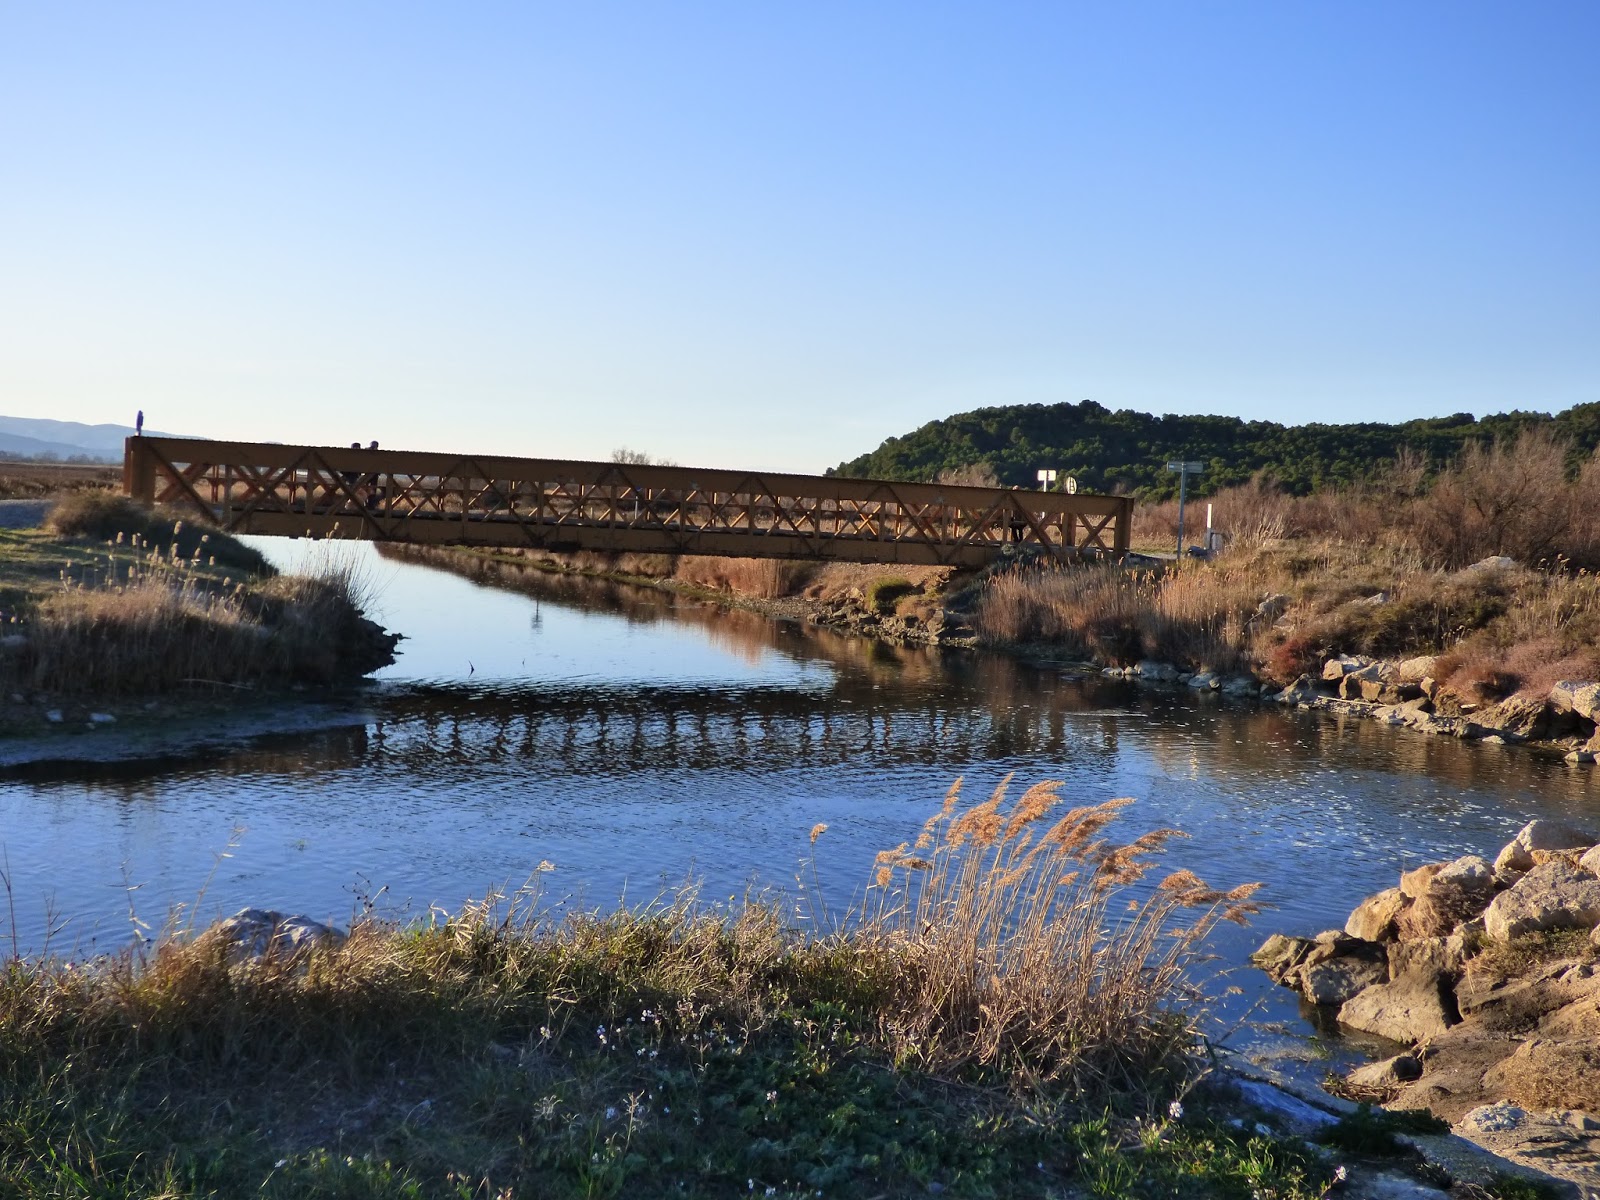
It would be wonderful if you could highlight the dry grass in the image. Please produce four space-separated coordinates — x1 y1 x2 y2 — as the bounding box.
865 777 1259 1090
973 561 1263 671
1135 430 1600 571
46 491 272 573
2 528 394 695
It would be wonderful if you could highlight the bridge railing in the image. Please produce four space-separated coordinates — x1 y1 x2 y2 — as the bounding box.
124 437 1132 566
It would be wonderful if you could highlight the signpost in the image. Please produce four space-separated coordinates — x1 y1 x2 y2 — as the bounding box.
1064 475 1078 495
1166 460 1204 560
1036 468 1057 491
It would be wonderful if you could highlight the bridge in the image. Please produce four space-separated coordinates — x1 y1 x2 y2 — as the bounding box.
123 436 1132 567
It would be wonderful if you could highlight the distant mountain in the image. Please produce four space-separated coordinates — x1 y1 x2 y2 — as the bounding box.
0 416 193 462
830 400 1600 500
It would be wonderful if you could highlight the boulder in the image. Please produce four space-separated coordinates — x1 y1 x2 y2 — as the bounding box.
1220 674 1258 696
1300 955 1389 1005
1250 933 1315 986
1479 695 1559 742
1397 856 1500 940
1400 863 1446 900
1483 861 1600 942
1253 594 1290 624
1456 961 1600 1033
1396 655 1439 684
1464 555 1519 573
1550 681 1600 722
1494 820 1599 874
1578 845 1600 876
1339 967 1459 1043
1483 1038 1600 1112
1454 1102 1600 1196
1135 660 1179 682
1347 887 1410 942
210 908 346 965
1275 674 1321 705
1186 671 1219 690
1347 1054 1424 1089
1388 937 1462 982
1323 654 1374 681
1339 663 1386 699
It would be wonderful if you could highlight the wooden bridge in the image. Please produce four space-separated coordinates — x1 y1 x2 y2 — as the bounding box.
123 437 1132 567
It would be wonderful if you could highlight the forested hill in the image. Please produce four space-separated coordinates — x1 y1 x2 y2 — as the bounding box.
828 401 1600 500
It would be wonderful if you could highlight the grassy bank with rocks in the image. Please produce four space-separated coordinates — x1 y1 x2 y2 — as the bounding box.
0 494 398 733
7 776 1547 1199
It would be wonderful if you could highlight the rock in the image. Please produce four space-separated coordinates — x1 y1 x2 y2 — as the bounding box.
1323 654 1373 681
1480 695 1560 741
1300 955 1389 1005
1347 887 1410 942
1226 1077 1342 1137
1348 1053 1424 1088
1397 856 1500 940
1456 962 1600 1033
1495 820 1599 874
88 712 116 725
1455 1102 1600 1194
1394 1023 1523 1123
1275 674 1321 705
1539 989 1600 1039
1186 671 1219 690
1550 681 1600 721
1484 1039 1600 1112
1250 933 1316 985
1464 555 1519 573
1483 861 1600 942
1220 674 1258 696
1401 863 1447 900
0 633 27 653
210 908 346 965
1579 846 1600 875
1389 937 1462 982
1397 655 1439 684
1339 663 1386 699
1135 660 1179 682
1339 968 1458 1043
1567 750 1597 765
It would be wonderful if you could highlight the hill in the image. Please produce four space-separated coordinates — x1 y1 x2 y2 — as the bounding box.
0 416 191 463
830 400 1600 500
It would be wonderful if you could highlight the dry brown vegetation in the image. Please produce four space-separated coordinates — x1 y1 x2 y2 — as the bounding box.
979 431 1600 710
2 497 395 696
1133 428 1600 571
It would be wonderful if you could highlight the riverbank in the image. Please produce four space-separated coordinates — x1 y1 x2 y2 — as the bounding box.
0 495 398 732
3 778 1554 1200
1257 817 1600 1193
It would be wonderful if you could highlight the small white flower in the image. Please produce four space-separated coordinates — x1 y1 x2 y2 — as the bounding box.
1168 1100 1184 1121
605 1106 618 1120
1333 1164 1349 1183
663 1105 670 1114
766 1090 778 1103
274 1159 288 1169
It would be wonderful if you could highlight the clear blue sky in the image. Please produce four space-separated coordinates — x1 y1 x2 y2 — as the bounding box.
2 3 1595 472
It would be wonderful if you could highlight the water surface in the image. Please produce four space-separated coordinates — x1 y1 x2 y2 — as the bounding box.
3 541 1595 1064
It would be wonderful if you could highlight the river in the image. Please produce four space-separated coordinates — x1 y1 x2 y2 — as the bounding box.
3 540 1596 1067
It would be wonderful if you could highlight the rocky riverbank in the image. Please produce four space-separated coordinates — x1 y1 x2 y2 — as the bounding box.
1255 817 1600 1191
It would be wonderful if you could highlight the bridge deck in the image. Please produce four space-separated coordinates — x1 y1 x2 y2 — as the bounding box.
124 437 1132 566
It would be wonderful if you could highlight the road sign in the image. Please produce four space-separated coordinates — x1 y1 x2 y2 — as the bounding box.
1036 468 1057 491
1064 476 1078 495
1166 460 1204 473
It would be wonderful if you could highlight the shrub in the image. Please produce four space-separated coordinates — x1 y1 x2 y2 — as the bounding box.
865 576 917 615
46 492 272 574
